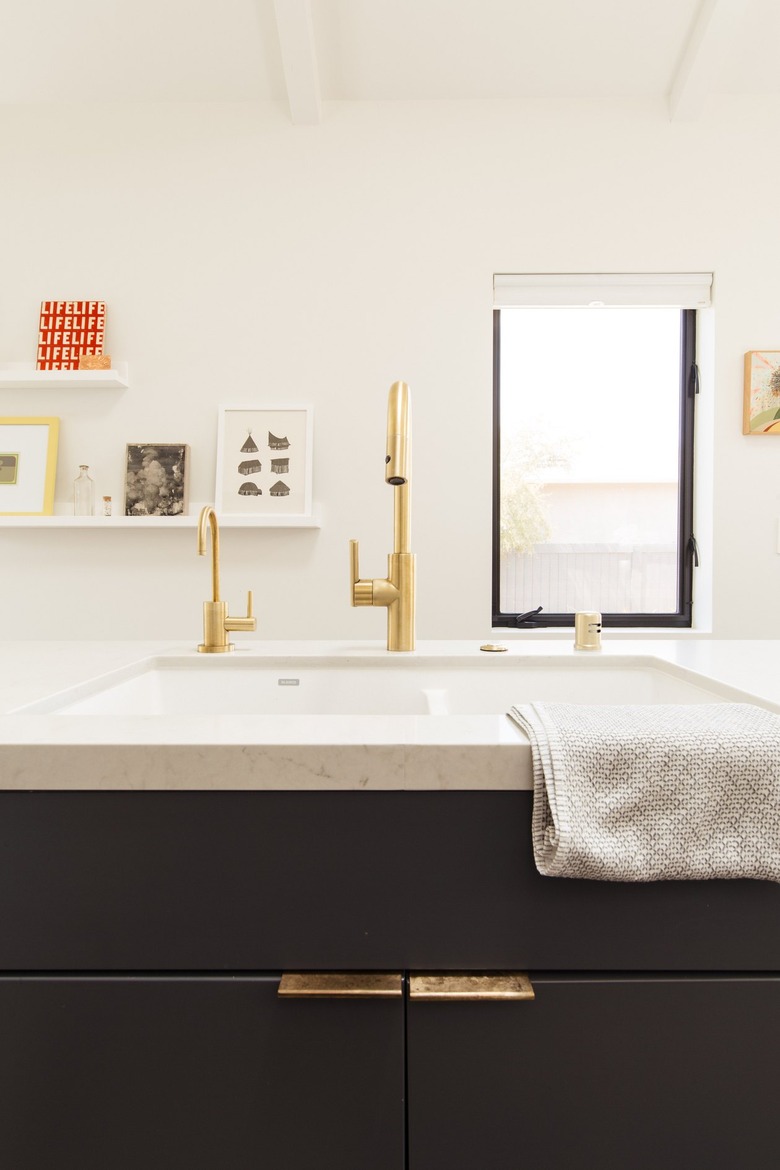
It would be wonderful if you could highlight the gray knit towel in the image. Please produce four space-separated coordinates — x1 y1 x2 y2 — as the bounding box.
508 702 780 882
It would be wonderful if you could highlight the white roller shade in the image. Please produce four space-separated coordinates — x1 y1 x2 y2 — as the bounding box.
493 273 713 308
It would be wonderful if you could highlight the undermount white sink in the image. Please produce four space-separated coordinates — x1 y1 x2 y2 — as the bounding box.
14 654 741 717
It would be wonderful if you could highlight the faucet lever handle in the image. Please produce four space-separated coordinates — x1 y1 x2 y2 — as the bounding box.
224 589 257 634
349 539 373 606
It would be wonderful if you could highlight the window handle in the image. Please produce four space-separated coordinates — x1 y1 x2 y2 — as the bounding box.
688 363 700 396
688 534 700 567
516 605 543 628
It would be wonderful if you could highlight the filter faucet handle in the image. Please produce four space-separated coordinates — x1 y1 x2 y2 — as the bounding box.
225 591 256 633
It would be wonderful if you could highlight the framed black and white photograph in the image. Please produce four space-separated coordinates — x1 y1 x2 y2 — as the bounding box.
215 405 313 518
124 443 190 516
0 416 59 515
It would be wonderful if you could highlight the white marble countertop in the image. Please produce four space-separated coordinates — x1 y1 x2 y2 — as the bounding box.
0 638 778 792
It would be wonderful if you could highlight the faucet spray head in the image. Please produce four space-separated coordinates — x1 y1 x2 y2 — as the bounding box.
197 504 221 603
385 380 410 485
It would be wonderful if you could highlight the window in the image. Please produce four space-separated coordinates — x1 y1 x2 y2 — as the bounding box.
493 274 711 629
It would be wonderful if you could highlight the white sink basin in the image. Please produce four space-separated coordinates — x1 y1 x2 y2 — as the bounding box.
14 654 741 717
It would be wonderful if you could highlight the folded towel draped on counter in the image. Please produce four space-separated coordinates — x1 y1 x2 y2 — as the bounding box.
508 702 780 882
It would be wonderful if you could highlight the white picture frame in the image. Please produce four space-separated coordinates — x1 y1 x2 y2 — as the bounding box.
215 405 313 519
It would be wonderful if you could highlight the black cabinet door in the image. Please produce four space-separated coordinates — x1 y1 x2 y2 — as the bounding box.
408 974 780 1170
0 975 404 1170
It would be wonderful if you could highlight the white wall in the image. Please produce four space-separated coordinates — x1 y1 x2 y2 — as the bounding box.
1 96 779 641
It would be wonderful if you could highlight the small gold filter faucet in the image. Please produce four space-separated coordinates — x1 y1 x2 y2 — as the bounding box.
197 505 256 652
349 381 416 651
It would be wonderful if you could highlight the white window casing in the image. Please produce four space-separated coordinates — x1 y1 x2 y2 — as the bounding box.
493 273 713 309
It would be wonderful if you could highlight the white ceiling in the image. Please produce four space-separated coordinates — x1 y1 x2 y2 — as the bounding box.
0 0 776 118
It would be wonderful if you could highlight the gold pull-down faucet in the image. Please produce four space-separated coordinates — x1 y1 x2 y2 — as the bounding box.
349 381 416 651
197 505 256 653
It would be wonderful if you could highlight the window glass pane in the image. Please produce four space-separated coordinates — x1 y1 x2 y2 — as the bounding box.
499 307 681 616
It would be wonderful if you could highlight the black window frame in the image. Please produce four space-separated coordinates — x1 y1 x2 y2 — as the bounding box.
492 306 697 629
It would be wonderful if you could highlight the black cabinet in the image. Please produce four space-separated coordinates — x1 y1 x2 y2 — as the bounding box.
0 975 405 1170
1 790 778 1169
407 974 780 1170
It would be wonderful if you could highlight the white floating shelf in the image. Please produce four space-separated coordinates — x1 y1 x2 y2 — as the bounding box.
0 362 129 390
0 508 320 530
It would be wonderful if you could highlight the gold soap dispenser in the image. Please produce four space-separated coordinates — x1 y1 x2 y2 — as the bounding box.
574 611 602 651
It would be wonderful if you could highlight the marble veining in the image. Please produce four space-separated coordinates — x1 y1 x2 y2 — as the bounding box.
0 639 777 792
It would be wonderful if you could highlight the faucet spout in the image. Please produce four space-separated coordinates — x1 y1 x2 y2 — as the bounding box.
197 505 221 602
386 380 411 556
385 380 410 486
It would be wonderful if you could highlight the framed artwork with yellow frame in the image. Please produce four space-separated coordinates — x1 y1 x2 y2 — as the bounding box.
744 351 780 434
0 417 59 515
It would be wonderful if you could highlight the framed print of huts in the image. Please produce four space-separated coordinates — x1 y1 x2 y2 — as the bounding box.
215 406 313 518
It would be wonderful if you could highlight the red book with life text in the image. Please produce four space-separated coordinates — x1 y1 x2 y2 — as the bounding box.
36 301 106 370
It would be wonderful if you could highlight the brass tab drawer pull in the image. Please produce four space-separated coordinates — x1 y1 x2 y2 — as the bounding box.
409 972 534 1001
278 973 403 999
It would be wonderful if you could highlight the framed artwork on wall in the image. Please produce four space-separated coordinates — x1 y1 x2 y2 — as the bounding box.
124 443 190 516
215 405 313 518
0 416 59 515
744 351 780 434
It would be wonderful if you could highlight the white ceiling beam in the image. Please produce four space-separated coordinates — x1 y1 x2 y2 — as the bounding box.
272 0 322 125
668 0 750 121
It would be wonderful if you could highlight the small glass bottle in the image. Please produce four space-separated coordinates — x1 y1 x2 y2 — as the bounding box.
73 465 95 516
102 495 112 517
